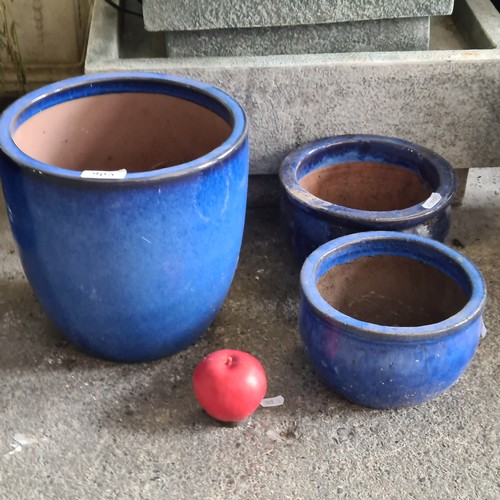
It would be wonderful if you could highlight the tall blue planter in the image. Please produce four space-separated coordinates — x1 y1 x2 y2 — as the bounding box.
0 72 249 362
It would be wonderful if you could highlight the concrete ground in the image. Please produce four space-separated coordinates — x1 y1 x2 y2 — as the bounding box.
0 169 498 499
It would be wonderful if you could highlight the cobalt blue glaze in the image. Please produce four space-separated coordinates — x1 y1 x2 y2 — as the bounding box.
0 72 248 362
300 231 486 409
280 135 457 263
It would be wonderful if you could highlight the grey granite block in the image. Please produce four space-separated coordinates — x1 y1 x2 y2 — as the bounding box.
87 0 500 174
165 17 430 57
144 0 454 31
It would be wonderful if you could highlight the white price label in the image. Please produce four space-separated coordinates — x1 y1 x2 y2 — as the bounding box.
422 192 442 209
260 395 285 408
81 169 127 179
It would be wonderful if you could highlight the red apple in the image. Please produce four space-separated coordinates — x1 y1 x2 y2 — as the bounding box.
193 349 267 422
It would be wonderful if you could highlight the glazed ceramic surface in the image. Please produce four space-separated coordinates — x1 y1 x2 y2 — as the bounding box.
300 231 486 409
0 72 248 362
280 135 457 263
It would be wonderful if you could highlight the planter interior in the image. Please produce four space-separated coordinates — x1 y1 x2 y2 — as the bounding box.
318 254 468 327
299 161 433 211
12 92 231 172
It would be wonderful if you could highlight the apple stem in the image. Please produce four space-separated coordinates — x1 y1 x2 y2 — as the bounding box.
225 356 233 366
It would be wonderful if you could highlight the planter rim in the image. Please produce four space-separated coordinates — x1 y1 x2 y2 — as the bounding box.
280 135 456 225
301 231 486 340
0 71 247 183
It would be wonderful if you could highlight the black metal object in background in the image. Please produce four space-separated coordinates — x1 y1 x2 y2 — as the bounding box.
103 0 143 17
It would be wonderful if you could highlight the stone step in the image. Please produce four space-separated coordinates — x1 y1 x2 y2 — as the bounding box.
144 0 454 32
165 17 430 57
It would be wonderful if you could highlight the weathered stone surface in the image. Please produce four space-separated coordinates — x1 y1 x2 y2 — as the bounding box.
144 0 454 31
165 17 430 57
86 0 500 174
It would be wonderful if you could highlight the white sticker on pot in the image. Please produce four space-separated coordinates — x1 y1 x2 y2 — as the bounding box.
260 395 285 408
480 320 487 338
422 192 442 209
80 169 127 179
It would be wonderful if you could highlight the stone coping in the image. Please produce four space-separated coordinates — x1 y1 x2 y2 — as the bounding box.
86 0 500 173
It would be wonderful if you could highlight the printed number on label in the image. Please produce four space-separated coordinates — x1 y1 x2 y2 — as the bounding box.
422 192 442 209
81 169 127 179
260 395 285 407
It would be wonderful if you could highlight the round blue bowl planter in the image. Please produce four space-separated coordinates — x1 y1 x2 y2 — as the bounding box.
280 135 457 263
300 231 486 409
0 72 249 362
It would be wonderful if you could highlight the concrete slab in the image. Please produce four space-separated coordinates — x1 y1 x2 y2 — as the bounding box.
86 0 500 175
165 17 430 57
143 0 454 31
0 168 498 498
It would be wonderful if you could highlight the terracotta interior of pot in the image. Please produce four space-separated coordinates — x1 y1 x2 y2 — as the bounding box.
13 92 232 172
300 162 433 211
317 255 468 327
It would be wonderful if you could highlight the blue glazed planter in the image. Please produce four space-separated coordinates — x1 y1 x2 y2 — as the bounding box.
300 231 486 409
0 72 248 362
280 135 457 263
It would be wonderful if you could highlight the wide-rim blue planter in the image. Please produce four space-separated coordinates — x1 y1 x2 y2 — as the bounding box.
300 231 486 409
0 72 249 362
280 135 457 263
